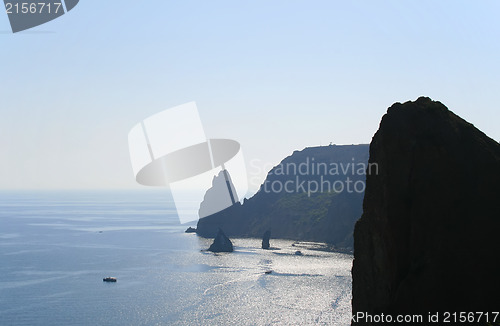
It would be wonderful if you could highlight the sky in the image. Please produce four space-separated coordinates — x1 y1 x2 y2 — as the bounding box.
0 1 499 194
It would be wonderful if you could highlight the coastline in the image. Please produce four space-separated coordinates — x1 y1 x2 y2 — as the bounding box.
192 231 354 255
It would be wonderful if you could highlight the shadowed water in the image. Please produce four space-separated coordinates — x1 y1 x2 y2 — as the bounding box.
0 190 352 325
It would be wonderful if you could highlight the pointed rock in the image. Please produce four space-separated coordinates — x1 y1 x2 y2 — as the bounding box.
262 230 271 249
208 228 233 252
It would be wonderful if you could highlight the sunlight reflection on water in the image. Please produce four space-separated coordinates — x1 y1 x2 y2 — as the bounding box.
0 191 352 325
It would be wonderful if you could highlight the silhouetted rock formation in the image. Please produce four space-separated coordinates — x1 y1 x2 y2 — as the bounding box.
352 97 500 324
197 145 369 248
208 228 234 252
262 230 271 249
199 170 238 219
185 227 196 233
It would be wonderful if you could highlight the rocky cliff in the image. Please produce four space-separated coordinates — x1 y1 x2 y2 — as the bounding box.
197 144 369 248
352 97 500 324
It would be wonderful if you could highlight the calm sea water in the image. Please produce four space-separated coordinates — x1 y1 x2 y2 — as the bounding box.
0 190 352 326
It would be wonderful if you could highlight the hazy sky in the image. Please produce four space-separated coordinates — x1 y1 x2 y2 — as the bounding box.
1 1 499 193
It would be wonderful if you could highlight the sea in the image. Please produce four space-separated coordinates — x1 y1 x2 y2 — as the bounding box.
0 190 353 326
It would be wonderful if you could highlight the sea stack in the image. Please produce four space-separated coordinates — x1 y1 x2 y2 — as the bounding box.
262 230 271 249
208 228 234 252
352 97 500 324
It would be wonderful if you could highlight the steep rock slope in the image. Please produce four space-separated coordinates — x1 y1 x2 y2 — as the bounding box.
197 144 369 248
352 97 500 323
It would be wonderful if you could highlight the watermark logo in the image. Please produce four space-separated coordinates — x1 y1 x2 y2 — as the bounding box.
249 157 377 197
4 0 79 33
128 102 248 224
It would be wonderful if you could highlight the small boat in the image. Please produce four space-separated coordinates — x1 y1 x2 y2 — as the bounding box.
103 277 117 282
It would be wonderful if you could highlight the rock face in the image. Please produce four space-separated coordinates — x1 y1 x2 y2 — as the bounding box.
352 97 500 323
197 145 369 248
208 228 234 252
199 170 238 219
262 230 271 249
185 227 196 233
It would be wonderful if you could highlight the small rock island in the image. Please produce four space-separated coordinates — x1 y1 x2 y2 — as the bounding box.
208 228 234 252
261 230 271 249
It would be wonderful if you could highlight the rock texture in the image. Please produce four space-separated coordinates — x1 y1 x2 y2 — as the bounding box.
262 230 271 249
352 97 500 323
208 228 234 252
197 145 369 249
199 170 238 219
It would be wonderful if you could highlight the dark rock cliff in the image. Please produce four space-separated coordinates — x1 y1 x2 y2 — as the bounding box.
352 97 500 324
197 144 369 248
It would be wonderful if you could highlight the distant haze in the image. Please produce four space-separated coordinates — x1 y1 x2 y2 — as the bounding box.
0 1 499 193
